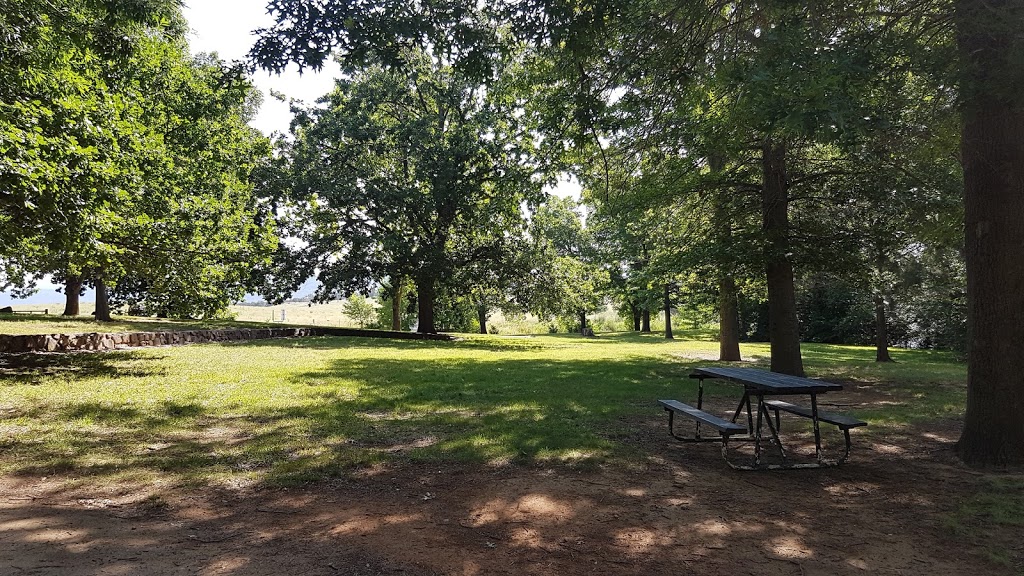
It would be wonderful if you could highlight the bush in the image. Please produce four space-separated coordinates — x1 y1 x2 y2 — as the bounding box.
798 276 874 345
341 294 376 328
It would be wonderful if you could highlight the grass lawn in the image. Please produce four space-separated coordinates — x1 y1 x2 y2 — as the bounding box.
0 331 966 487
5 330 1023 571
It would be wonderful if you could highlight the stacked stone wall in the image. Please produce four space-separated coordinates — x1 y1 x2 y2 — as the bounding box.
0 327 451 353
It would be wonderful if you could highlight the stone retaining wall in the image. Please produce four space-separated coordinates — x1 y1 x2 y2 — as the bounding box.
0 327 452 353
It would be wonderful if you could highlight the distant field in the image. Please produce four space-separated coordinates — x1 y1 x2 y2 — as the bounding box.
230 301 362 327
2 299 654 336
0 301 362 335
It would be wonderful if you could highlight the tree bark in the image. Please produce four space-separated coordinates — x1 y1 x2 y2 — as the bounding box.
710 154 740 360
874 295 894 362
392 281 403 331
955 0 1024 466
719 276 742 361
579 311 588 335
478 306 488 334
762 139 804 376
663 283 673 340
631 300 641 331
641 306 651 333
415 276 437 334
63 275 82 316
94 277 111 322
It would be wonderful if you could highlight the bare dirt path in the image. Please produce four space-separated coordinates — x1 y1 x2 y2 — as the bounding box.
1 388 1016 575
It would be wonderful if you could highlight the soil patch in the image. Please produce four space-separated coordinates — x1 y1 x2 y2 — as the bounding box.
1 382 1018 575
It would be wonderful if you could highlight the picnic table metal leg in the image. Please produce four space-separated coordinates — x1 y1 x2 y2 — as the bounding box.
753 393 764 466
759 400 787 462
731 391 754 433
746 394 754 432
838 429 853 464
695 377 704 440
811 393 824 463
730 392 747 423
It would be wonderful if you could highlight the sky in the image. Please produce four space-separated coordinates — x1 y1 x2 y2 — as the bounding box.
1 1 580 306
181 1 343 136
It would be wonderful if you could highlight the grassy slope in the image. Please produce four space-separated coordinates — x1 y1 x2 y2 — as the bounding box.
0 331 965 487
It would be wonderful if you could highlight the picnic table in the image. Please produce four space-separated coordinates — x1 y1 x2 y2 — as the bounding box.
658 366 866 470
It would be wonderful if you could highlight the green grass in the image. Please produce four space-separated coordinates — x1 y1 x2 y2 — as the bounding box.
0 331 967 488
945 476 1024 568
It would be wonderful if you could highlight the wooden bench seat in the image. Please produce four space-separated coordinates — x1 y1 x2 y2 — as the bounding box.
763 400 866 430
658 400 748 435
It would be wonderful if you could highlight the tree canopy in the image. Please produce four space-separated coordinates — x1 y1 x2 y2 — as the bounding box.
264 47 542 333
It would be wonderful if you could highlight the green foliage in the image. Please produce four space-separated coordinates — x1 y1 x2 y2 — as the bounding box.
268 47 541 332
341 294 376 328
375 296 416 332
523 198 610 331
1 0 276 317
798 275 875 345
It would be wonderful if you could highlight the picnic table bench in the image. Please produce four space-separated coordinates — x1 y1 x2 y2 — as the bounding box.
659 367 867 470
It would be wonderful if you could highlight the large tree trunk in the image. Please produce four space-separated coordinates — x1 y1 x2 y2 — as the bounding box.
94 277 111 322
63 275 82 316
631 300 641 331
415 276 437 334
579 311 588 336
478 306 488 334
762 139 804 376
956 0 1024 466
874 295 894 363
641 307 651 333
719 276 742 361
663 283 673 340
710 154 740 360
392 281 403 331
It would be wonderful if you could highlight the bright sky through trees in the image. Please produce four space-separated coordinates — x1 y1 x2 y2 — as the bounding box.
182 1 341 136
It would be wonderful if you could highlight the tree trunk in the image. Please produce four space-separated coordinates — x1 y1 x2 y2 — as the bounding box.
719 276 742 361
762 139 804 376
631 301 641 331
579 311 588 335
956 0 1024 466
63 275 82 316
664 283 674 339
874 295 894 362
392 281 403 331
711 155 742 361
94 277 111 322
416 276 437 334
641 307 651 333
478 306 488 334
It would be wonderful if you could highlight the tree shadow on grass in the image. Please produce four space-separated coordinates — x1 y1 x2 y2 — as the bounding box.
0 348 708 485
0 337 969 489
255 353 772 483
0 351 167 385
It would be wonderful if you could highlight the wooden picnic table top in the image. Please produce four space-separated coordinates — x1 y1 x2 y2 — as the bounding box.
691 367 843 394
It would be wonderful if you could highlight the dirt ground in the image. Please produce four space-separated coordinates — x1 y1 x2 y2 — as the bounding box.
1 384 1019 576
